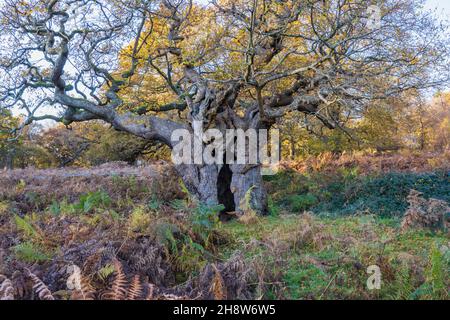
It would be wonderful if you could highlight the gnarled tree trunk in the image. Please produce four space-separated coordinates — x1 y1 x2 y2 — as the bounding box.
175 162 268 215
173 109 271 215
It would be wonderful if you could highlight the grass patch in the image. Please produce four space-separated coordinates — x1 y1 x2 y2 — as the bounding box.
219 214 449 300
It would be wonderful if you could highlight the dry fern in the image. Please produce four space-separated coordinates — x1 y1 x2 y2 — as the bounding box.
401 190 449 232
210 264 226 300
26 270 55 300
70 274 96 300
158 293 189 300
107 260 128 300
127 275 144 300
11 271 29 299
0 275 15 300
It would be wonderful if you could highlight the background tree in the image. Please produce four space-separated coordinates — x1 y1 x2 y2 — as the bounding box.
38 124 92 167
399 92 450 152
36 122 169 167
0 109 19 169
0 111 53 168
79 124 170 166
1 0 449 214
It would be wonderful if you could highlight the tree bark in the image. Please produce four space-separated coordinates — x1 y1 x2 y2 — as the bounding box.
230 164 268 215
175 163 268 215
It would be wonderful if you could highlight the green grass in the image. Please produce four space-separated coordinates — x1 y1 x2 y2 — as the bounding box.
219 214 449 300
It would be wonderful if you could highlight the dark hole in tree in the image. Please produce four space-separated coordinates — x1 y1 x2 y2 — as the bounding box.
217 163 235 213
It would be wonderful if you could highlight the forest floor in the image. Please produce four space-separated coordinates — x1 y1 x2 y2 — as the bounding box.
0 153 448 300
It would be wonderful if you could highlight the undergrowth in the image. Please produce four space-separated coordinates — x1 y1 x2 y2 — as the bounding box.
266 169 449 217
0 161 448 300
